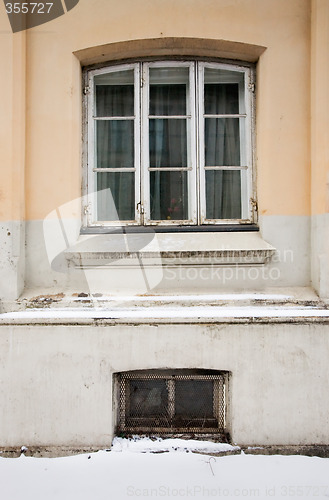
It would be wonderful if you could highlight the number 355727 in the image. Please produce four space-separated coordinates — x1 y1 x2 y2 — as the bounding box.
5 3 54 14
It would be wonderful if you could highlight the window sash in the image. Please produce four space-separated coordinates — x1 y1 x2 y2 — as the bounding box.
86 63 141 225
198 62 253 224
142 61 197 225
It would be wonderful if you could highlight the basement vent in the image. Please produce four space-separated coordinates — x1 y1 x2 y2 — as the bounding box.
117 370 228 435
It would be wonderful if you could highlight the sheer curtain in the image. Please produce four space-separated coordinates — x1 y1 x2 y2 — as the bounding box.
204 81 242 220
93 66 243 224
96 80 135 221
149 77 188 221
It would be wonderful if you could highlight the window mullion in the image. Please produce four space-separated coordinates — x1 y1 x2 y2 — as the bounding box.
243 67 253 221
87 71 95 225
198 62 206 224
141 62 149 225
134 62 142 225
195 61 201 225
188 62 197 225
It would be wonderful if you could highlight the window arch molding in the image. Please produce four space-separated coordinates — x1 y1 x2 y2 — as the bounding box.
74 37 266 67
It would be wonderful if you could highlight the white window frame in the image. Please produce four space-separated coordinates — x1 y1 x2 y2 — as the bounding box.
198 62 253 224
83 60 255 228
142 61 198 226
86 63 141 226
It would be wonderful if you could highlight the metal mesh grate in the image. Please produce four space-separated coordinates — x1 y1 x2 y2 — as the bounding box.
118 371 227 434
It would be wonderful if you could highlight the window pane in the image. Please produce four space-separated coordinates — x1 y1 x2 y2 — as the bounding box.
150 85 187 116
175 380 214 418
149 119 187 168
204 67 245 114
95 70 134 117
205 83 239 115
128 379 168 417
150 171 188 221
149 67 189 116
97 172 135 221
205 118 241 166
206 170 241 219
96 120 134 169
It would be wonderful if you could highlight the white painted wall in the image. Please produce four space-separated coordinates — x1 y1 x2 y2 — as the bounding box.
0 321 328 448
0 222 25 301
22 215 311 297
311 214 329 298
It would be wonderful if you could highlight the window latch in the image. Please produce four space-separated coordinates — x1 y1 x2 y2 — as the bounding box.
83 204 91 215
136 201 144 214
250 197 258 216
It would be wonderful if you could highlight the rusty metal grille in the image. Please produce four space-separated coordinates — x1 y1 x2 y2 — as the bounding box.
118 371 227 434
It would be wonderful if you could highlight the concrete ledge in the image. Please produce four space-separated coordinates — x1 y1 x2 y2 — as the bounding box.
1 307 329 325
64 232 276 267
1 444 329 459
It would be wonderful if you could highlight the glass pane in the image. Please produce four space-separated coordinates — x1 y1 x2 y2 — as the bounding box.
204 67 245 114
205 83 239 115
128 380 168 417
150 85 187 116
149 119 187 168
205 118 241 166
150 171 188 221
149 67 189 116
96 120 134 169
206 170 241 219
96 172 135 221
95 70 134 117
175 380 214 418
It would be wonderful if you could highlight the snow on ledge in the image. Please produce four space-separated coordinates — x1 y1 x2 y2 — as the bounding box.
111 436 240 454
1 305 329 321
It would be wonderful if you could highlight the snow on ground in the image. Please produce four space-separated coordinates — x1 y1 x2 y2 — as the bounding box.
1 438 329 499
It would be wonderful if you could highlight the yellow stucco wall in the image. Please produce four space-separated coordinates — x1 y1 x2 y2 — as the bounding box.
311 0 329 215
0 27 26 222
1 0 325 221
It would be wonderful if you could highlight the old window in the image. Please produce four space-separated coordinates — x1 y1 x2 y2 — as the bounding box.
116 370 229 436
84 60 254 227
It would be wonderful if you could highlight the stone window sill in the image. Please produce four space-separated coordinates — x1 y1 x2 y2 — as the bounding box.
64 232 275 268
